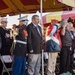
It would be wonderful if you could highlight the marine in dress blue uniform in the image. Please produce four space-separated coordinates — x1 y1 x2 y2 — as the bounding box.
12 16 28 75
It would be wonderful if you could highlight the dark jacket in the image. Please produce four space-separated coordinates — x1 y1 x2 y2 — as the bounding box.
0 27 12 55
13 25 27 57
27 23 43 54
46 39 61 52
61 30 73 47
0 35 2 50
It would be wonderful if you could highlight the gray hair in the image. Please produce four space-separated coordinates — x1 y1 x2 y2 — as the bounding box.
68 22 73 27
60 19 68 25
32 15 39 20
60 19 68 27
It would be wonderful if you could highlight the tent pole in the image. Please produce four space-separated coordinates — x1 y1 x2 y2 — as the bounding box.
40 0 44 75
19 14 21 18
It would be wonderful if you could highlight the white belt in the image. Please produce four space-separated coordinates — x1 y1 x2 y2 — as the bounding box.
14 40 27 44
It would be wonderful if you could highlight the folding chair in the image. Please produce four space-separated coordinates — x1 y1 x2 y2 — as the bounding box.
0 55 12 75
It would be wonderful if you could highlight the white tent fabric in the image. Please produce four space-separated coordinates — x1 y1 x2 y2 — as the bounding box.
58 0 75 7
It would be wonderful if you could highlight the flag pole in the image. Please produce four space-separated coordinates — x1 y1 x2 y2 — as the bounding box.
40 0 44 75
19 14 21 18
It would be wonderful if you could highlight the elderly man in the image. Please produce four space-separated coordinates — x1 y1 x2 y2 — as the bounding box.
12 16 28 75
0 18 12 55
68 22 75 75
0 18 12 75
60 20 74 75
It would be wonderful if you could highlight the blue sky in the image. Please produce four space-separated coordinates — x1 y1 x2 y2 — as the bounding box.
6 12 49 28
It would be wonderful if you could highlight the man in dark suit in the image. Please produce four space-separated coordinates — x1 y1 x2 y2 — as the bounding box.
27 15 43 75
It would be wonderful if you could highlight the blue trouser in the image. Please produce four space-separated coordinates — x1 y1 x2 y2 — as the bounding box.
12 55 26 75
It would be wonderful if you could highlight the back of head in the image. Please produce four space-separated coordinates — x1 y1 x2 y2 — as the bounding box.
12 24 16 29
